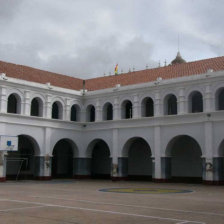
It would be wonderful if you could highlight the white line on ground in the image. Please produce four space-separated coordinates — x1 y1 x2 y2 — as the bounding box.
176 222 190 224
30 195 224 217
0 198 206 224
0 205 46 212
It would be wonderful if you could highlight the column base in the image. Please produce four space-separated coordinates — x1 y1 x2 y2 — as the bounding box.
111 176 128 181
152 178 170 183
0 177 6 182
35 176 52 181
203 180 224 185
73 175 91 179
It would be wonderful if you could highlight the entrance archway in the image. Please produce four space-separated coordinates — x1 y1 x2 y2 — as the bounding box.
6 135 40 180
52 139 76 178
123 137 152 180
218 140 224 182
87 139 111 179
166 135 203 183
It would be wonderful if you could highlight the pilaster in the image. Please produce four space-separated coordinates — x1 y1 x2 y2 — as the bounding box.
45 94 52 119
113 97 120 120
65 98 71 121
154 91 162 117
204 84 213 112
95 99 102 121
133 94 140 118
178 88 186 115
23 90 31 116
0 87 7 113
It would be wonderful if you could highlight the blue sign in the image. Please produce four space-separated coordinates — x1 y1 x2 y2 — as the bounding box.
7 141 12 146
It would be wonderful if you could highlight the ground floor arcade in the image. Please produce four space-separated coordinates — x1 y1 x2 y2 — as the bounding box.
0 134 223 184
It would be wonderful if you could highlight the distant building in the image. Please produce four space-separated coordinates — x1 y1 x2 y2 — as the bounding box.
0 53 223 184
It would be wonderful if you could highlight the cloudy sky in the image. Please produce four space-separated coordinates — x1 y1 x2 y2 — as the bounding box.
0 0 223 78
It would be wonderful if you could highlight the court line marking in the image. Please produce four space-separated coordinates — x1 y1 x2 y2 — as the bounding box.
0 198 205 224
0 205 46 212
30 195 224 217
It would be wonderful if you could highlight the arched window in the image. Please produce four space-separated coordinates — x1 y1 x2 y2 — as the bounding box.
216 88 224 110
90 106 95 122
121 100 132 119
103 103 113 120
7 94 21 114
31 97 43 117
71 104 80 121
52 101 63 119
86 105 95 122
141 97 154 117
71 105 77 121
164 94 177 115
189 91 203 113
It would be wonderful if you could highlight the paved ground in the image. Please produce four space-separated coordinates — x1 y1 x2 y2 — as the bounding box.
0 180 223 224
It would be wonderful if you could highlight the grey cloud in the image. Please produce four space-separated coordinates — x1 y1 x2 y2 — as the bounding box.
0 0 223 78
43 36 155 78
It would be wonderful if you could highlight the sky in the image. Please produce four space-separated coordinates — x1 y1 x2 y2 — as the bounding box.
0 0 223 79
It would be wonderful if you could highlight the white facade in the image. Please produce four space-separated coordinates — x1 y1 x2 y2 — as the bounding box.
0 69 224 184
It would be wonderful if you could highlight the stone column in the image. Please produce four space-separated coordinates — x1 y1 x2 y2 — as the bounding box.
23 90 31 116
111 129 121 180
34 155 52 180
133 94 140 118
73 158 91 178
154 91 162 117
178 88 186 115
0 152 7 182
0 87 7 113
45 94 52 119
203 121 214 184
153 126 162 180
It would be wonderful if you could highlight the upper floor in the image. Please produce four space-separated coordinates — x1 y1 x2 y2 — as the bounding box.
0 69 224 125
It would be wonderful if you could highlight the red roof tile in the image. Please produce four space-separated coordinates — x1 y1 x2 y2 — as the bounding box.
0 56 224 92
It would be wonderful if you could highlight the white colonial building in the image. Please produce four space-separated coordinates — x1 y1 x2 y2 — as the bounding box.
0 53 224 184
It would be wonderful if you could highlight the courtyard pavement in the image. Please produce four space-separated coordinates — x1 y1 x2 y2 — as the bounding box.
0 179 223 224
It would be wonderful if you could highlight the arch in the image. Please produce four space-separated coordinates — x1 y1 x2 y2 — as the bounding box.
165 135 203 183
71 104 81 121
188 91 203 113
30 97 43 117
102 102 113 121
141 97 154 117
7 93 22 114
6 135 40 180
164 94 177 115
215 87 224 111
86 104 95 122
87 139 111 179
52 101 63 119
121 100 133 119
122 137 152 180
52 138 78 178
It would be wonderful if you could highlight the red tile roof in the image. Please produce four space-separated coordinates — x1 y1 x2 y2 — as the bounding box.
0 61 83 91
0 56 224 91
86 56 224 91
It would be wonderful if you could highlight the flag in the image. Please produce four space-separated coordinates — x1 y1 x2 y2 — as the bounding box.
114 64 118 75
